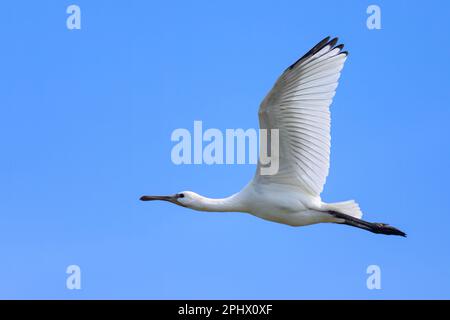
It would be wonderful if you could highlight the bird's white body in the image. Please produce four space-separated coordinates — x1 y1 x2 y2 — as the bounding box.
180 183 336 226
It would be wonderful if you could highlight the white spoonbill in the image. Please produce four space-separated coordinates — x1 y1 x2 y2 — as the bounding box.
141 36 406 237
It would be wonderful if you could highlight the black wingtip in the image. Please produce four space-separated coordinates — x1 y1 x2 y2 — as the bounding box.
319 36 332 46
287 36 330 70
335 44 345 51
328 37 338 48
287 36 346 71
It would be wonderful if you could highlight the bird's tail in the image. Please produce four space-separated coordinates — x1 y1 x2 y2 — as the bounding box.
328 210 406 237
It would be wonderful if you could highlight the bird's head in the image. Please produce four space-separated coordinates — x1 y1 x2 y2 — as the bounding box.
140 191 201 209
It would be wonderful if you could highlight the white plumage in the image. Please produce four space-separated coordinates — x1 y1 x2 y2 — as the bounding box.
141 37 405 237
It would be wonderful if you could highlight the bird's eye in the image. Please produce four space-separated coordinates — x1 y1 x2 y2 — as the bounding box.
178 193 185 198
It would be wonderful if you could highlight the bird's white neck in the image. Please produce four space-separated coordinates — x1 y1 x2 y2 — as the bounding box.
193 194 244 212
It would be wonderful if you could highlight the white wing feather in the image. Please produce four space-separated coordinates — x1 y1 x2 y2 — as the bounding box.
255 37 348 197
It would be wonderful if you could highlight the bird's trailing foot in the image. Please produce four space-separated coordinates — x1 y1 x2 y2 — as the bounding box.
329 211 406 237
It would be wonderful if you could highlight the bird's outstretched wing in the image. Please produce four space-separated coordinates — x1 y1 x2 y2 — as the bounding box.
254 37 348 196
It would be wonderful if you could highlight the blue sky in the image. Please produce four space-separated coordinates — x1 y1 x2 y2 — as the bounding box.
0 0 449 299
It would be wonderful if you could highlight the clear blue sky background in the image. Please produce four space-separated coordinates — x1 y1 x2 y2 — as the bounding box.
1 0 449 299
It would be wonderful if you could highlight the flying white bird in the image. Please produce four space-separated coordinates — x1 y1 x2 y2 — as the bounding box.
141 36 406 237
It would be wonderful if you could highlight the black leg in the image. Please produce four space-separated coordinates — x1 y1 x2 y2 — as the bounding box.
328 211 406 237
